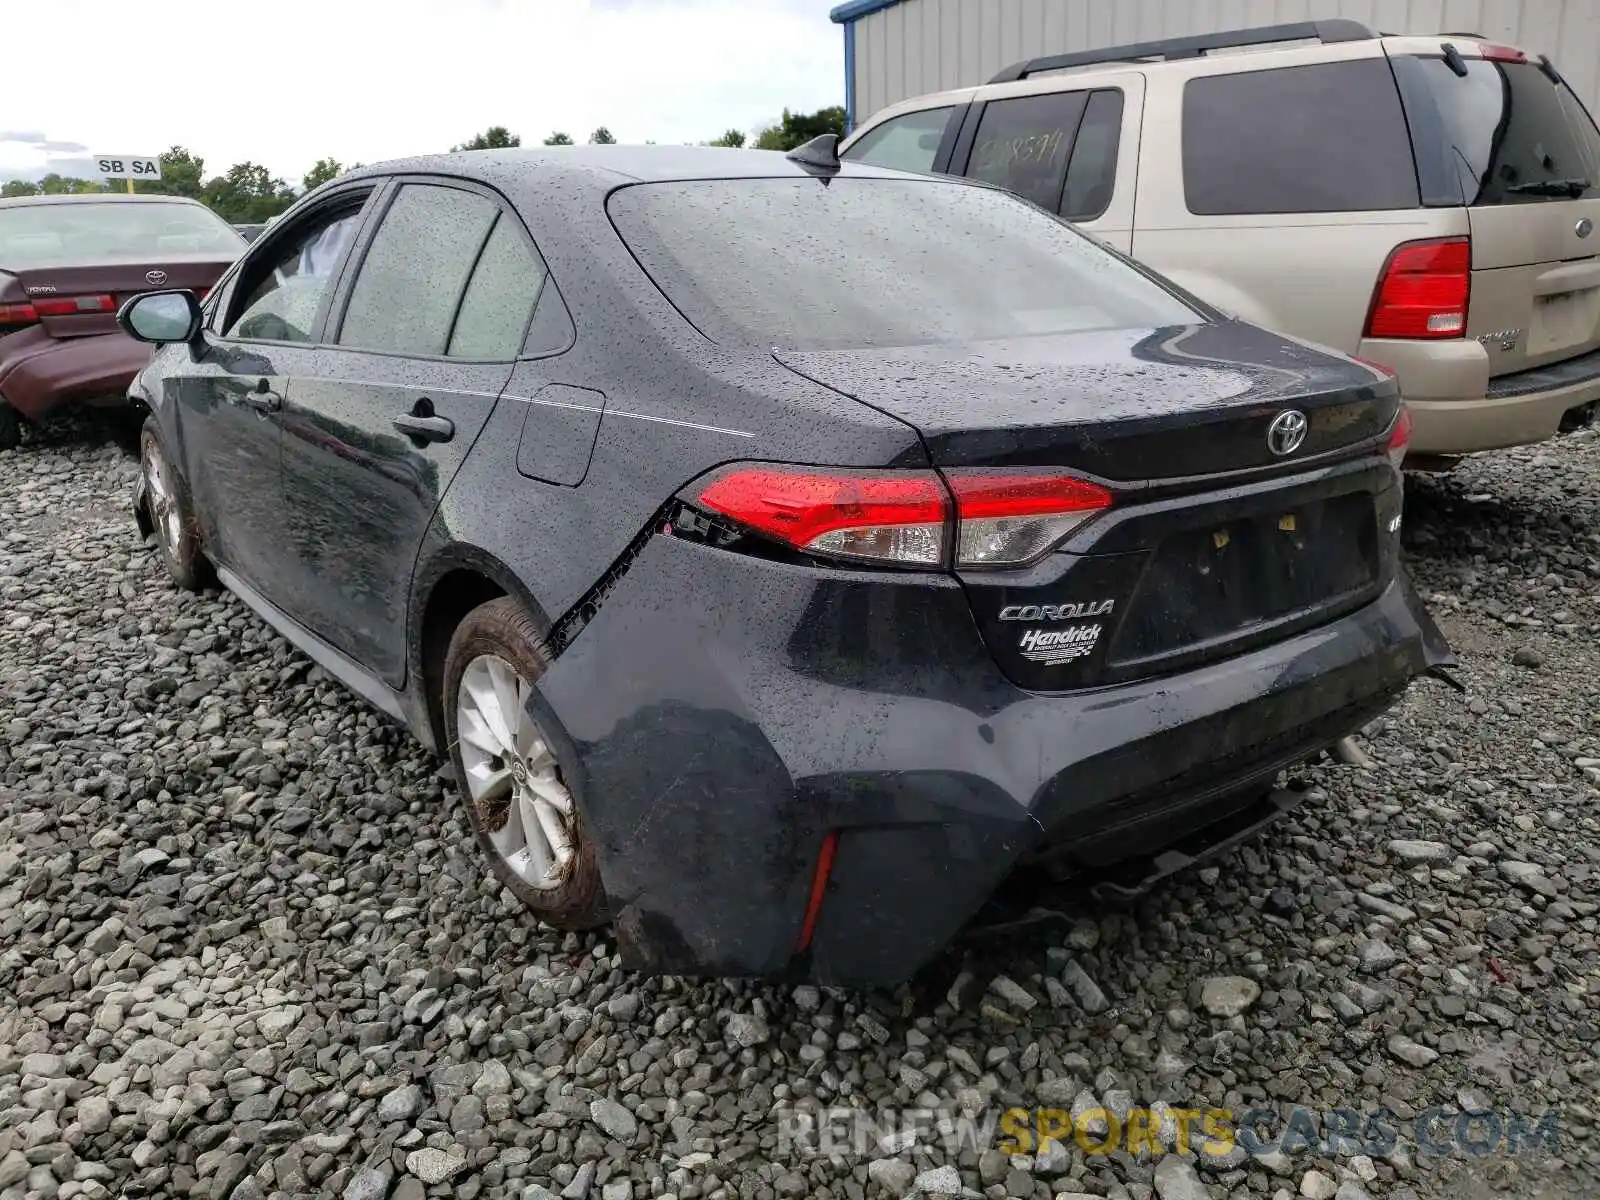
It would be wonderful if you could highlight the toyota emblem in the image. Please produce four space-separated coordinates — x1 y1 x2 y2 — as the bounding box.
145 269 168 286
1266 409 1309 456
1577 217 1594 239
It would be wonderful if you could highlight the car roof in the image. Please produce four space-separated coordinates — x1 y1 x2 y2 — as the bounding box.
0 193 211 210
338 144 926 189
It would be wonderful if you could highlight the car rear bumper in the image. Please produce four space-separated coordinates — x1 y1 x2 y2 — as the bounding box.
533 532 1452 988
0 326 151 419
1360 335 1600 454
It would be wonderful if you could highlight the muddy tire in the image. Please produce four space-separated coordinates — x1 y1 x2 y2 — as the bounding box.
0 402 20 451
139 421 214 592
443 596 607 928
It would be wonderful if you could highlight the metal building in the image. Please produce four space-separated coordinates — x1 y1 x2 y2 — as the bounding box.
829 0 1600 131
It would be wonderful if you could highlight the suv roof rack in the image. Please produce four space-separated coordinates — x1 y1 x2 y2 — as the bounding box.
988 19 1380 83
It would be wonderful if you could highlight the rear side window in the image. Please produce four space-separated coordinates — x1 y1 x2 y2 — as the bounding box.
842 107 954 173
1062 90 1124 221
447 216 547 359
1395 55 1600 205
338 184 497 355
607 178 1198 351
1182 60 1420 215
965 91 1088 212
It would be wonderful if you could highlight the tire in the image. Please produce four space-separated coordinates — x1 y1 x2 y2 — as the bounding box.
0 402 20 451
139 421 214 592
442 597 607 928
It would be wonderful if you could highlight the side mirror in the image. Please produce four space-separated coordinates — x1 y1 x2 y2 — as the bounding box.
118 290 202 345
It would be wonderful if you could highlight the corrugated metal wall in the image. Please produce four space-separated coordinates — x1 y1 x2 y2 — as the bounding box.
851 0 1600 123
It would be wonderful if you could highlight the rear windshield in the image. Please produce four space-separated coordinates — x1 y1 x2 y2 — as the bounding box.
0 200 245 268
607 177 1199 351
1396 55 1600 206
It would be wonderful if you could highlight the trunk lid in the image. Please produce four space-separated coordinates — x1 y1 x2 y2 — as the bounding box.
774 320 1399 481
777 321 1403 694
1393 48 1600 377
6 255 231 339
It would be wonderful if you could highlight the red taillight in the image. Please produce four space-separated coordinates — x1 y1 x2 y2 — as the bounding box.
1365 238 1471 340
32 294 117 317
1387 406 1413 469
795 830 838 954
693 465 948 566
1479 44 1527 63
686 464 1113 568
0 302 38 326
945 469 1113 567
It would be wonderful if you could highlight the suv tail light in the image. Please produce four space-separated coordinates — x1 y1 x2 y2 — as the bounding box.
1387 406 1413 469
32 293 118 317
684 463 1112 569
1365 238 1471 339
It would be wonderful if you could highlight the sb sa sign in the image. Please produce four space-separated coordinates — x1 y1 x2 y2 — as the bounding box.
95 155 162 180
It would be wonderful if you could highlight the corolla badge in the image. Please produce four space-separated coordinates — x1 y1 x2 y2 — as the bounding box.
1266 409 1309 456
145 269 168 285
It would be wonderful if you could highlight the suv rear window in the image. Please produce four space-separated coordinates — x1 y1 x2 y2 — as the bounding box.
1394 55 1600 206
1182 60 1421 215
607 178 1199 351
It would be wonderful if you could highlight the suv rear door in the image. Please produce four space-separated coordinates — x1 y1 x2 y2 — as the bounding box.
1392 45 1600 380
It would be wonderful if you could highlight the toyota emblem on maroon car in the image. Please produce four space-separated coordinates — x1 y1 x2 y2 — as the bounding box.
145 269 168 285
1267 409 1308 456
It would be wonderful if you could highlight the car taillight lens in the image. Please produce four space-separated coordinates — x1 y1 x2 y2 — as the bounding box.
1365 238 1471 339
945 469 1114 567
684 464 1113 568
0 302 38 326
32 293 118 317
692 464 948 566
1387 406 1413 469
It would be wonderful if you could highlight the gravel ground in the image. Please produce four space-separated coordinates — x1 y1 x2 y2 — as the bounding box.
1 414 1597 1200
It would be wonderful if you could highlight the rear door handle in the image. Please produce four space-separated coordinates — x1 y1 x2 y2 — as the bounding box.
393 413 455 444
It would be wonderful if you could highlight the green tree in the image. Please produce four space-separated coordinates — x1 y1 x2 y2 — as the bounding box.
708 129 746 148
1 180 40 197
151 146 205 200
37 174 110 195
543 132 574 146
303 158 344 191
754 106 847 152
452 126 521 152
203 162 295 224
588 127 616 145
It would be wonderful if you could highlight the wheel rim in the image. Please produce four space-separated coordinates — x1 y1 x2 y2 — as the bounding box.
456 653 576 891
143 443 184 554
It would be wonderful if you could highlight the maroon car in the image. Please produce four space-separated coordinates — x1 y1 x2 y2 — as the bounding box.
0 194 246 448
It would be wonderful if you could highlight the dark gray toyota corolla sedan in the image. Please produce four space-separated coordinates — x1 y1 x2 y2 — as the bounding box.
120 142 1455 986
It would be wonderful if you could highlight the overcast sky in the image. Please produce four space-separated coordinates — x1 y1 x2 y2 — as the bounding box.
1 0 845 187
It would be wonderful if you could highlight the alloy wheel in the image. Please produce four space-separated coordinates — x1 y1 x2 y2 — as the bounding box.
456 653 576 890
143 442 184 555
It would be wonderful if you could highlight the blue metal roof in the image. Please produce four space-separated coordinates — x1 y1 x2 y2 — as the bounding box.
829 0 904 24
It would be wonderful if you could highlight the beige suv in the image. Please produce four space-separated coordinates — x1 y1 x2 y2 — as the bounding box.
839 19 1600 461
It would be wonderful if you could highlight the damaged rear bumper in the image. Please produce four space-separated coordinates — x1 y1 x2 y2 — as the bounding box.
533 532 1453 988
0 326 151 419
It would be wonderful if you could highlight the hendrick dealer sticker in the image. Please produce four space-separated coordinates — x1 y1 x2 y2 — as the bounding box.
1018 623 1103 666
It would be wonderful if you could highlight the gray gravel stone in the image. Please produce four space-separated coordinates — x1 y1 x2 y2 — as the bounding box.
1199 975 1260 1017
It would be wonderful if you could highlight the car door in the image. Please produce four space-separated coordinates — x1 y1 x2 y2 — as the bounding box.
167 188 376 601
276 178 546 685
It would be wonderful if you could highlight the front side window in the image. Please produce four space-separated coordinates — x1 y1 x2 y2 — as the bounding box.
1182 60 1420 215
0 199 244 269
608 177 1199 351
225 204 365 342
337 184 498 356
841 107 955 174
